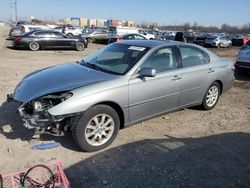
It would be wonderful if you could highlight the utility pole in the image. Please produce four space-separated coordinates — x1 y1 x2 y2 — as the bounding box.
15 0 17 22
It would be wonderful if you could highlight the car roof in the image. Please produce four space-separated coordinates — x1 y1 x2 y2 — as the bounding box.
118 40 219 61
118 40 179 48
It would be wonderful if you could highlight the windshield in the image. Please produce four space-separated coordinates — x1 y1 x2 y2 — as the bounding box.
80 43 149 75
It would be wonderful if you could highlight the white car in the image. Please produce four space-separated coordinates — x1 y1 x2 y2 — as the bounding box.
108 26 139 39
63 27 83 37
138 29 155 40
205 36 232 48
20 25 50 34
235 41 250 73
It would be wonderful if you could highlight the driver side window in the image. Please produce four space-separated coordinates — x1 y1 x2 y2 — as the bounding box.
140 46 178 73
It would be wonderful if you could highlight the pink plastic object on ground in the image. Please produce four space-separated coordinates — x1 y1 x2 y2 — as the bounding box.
1 160 70 188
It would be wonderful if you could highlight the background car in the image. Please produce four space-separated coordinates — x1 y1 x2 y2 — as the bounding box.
20 24 50 34
108 33 147 44
161 32 175 41
13 30 88 51
62 26 83 37
11 40 235 152
231 35 250 46
193 33 210 46
235 40 250 73
205 36 232 48
8 25 22 39
138 29 155 39
81 30 108 43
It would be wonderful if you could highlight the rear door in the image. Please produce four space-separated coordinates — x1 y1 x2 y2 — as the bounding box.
178 45 214 107
52 32 75 48
129 46 181 123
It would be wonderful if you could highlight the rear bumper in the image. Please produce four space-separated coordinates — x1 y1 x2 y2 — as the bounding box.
235 61 250 69
12 41 27 49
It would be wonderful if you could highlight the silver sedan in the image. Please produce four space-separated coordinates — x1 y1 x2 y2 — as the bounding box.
9 40 235 152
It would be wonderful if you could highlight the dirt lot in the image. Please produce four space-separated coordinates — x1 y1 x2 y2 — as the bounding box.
0 26 250 187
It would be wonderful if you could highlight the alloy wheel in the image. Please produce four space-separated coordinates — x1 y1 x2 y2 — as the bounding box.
85 114 115 146
206 86 219 107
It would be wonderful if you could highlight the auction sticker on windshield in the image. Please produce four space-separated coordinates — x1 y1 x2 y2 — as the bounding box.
128 46 146 51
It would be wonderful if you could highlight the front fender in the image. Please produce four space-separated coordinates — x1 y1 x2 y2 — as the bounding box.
48 79 129 117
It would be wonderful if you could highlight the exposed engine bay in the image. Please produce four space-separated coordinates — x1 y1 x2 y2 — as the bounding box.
8 92 80 137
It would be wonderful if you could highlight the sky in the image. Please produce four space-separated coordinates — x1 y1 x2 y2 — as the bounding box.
0 0 249 27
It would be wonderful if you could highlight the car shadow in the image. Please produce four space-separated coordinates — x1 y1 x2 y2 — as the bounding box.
0 101 82 151
64 132 250 188
0 101 35 140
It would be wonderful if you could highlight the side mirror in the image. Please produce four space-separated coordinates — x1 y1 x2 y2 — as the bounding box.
139 68 156 77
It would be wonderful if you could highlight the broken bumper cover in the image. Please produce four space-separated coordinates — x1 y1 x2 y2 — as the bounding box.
18 107 52 129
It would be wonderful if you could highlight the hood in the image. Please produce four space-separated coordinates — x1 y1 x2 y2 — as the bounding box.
13 62 115 102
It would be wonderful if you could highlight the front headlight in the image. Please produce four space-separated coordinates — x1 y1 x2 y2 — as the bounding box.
32 101 43 112
31 92 73 113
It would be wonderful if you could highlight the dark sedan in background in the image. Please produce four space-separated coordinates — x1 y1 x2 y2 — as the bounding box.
12 30 88 51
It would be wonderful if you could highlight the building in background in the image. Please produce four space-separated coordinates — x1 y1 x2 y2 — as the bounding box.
62 17 133 28
62 18 72 25
88 19 97 28
80 18 88 27
71 17 80 27
125 20 134 27
96 19 106 27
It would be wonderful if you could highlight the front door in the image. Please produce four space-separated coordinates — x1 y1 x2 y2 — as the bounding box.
129 46 181 123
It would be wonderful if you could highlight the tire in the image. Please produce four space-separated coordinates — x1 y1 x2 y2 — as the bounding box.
75 42 85 51
201 82 221 110
217 43 221 48
67 33 73 38
228 43 232 48
28 41 40 51
87 38 92 43
72 104 120 152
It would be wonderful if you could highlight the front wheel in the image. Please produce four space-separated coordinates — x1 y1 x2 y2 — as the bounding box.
75 42 85 51
201 82 221 110
72 105 120 152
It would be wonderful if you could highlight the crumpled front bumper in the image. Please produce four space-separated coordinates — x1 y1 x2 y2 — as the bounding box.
18 107 52 129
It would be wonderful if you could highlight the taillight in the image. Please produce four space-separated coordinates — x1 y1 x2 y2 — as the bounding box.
15 36 22 41
116 38 123 42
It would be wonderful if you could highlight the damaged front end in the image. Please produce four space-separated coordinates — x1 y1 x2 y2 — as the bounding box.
14 92 79 137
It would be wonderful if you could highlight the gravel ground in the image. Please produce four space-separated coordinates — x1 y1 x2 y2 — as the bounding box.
0 26 250 187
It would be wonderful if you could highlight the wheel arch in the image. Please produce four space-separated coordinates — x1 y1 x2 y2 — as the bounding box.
213 80 223 95
92 101 125 129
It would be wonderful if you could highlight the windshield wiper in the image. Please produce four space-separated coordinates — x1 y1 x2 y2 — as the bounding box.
81 60 105 72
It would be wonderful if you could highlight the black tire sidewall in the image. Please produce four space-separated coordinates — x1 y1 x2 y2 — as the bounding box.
29 41 39 51
76 42 84 51
73 105 120 152
202 82 221 110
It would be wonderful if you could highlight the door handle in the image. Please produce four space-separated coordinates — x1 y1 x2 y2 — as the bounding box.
172 75 181 81
208 68 215 73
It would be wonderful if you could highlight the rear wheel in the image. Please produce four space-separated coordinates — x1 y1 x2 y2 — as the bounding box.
67 33 73 38
75 42 84 51
201 82 221 110
28 41 40 51
72 105 120 152
87 38 92 43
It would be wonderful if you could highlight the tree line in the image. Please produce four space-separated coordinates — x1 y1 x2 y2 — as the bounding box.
138 22 250 33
